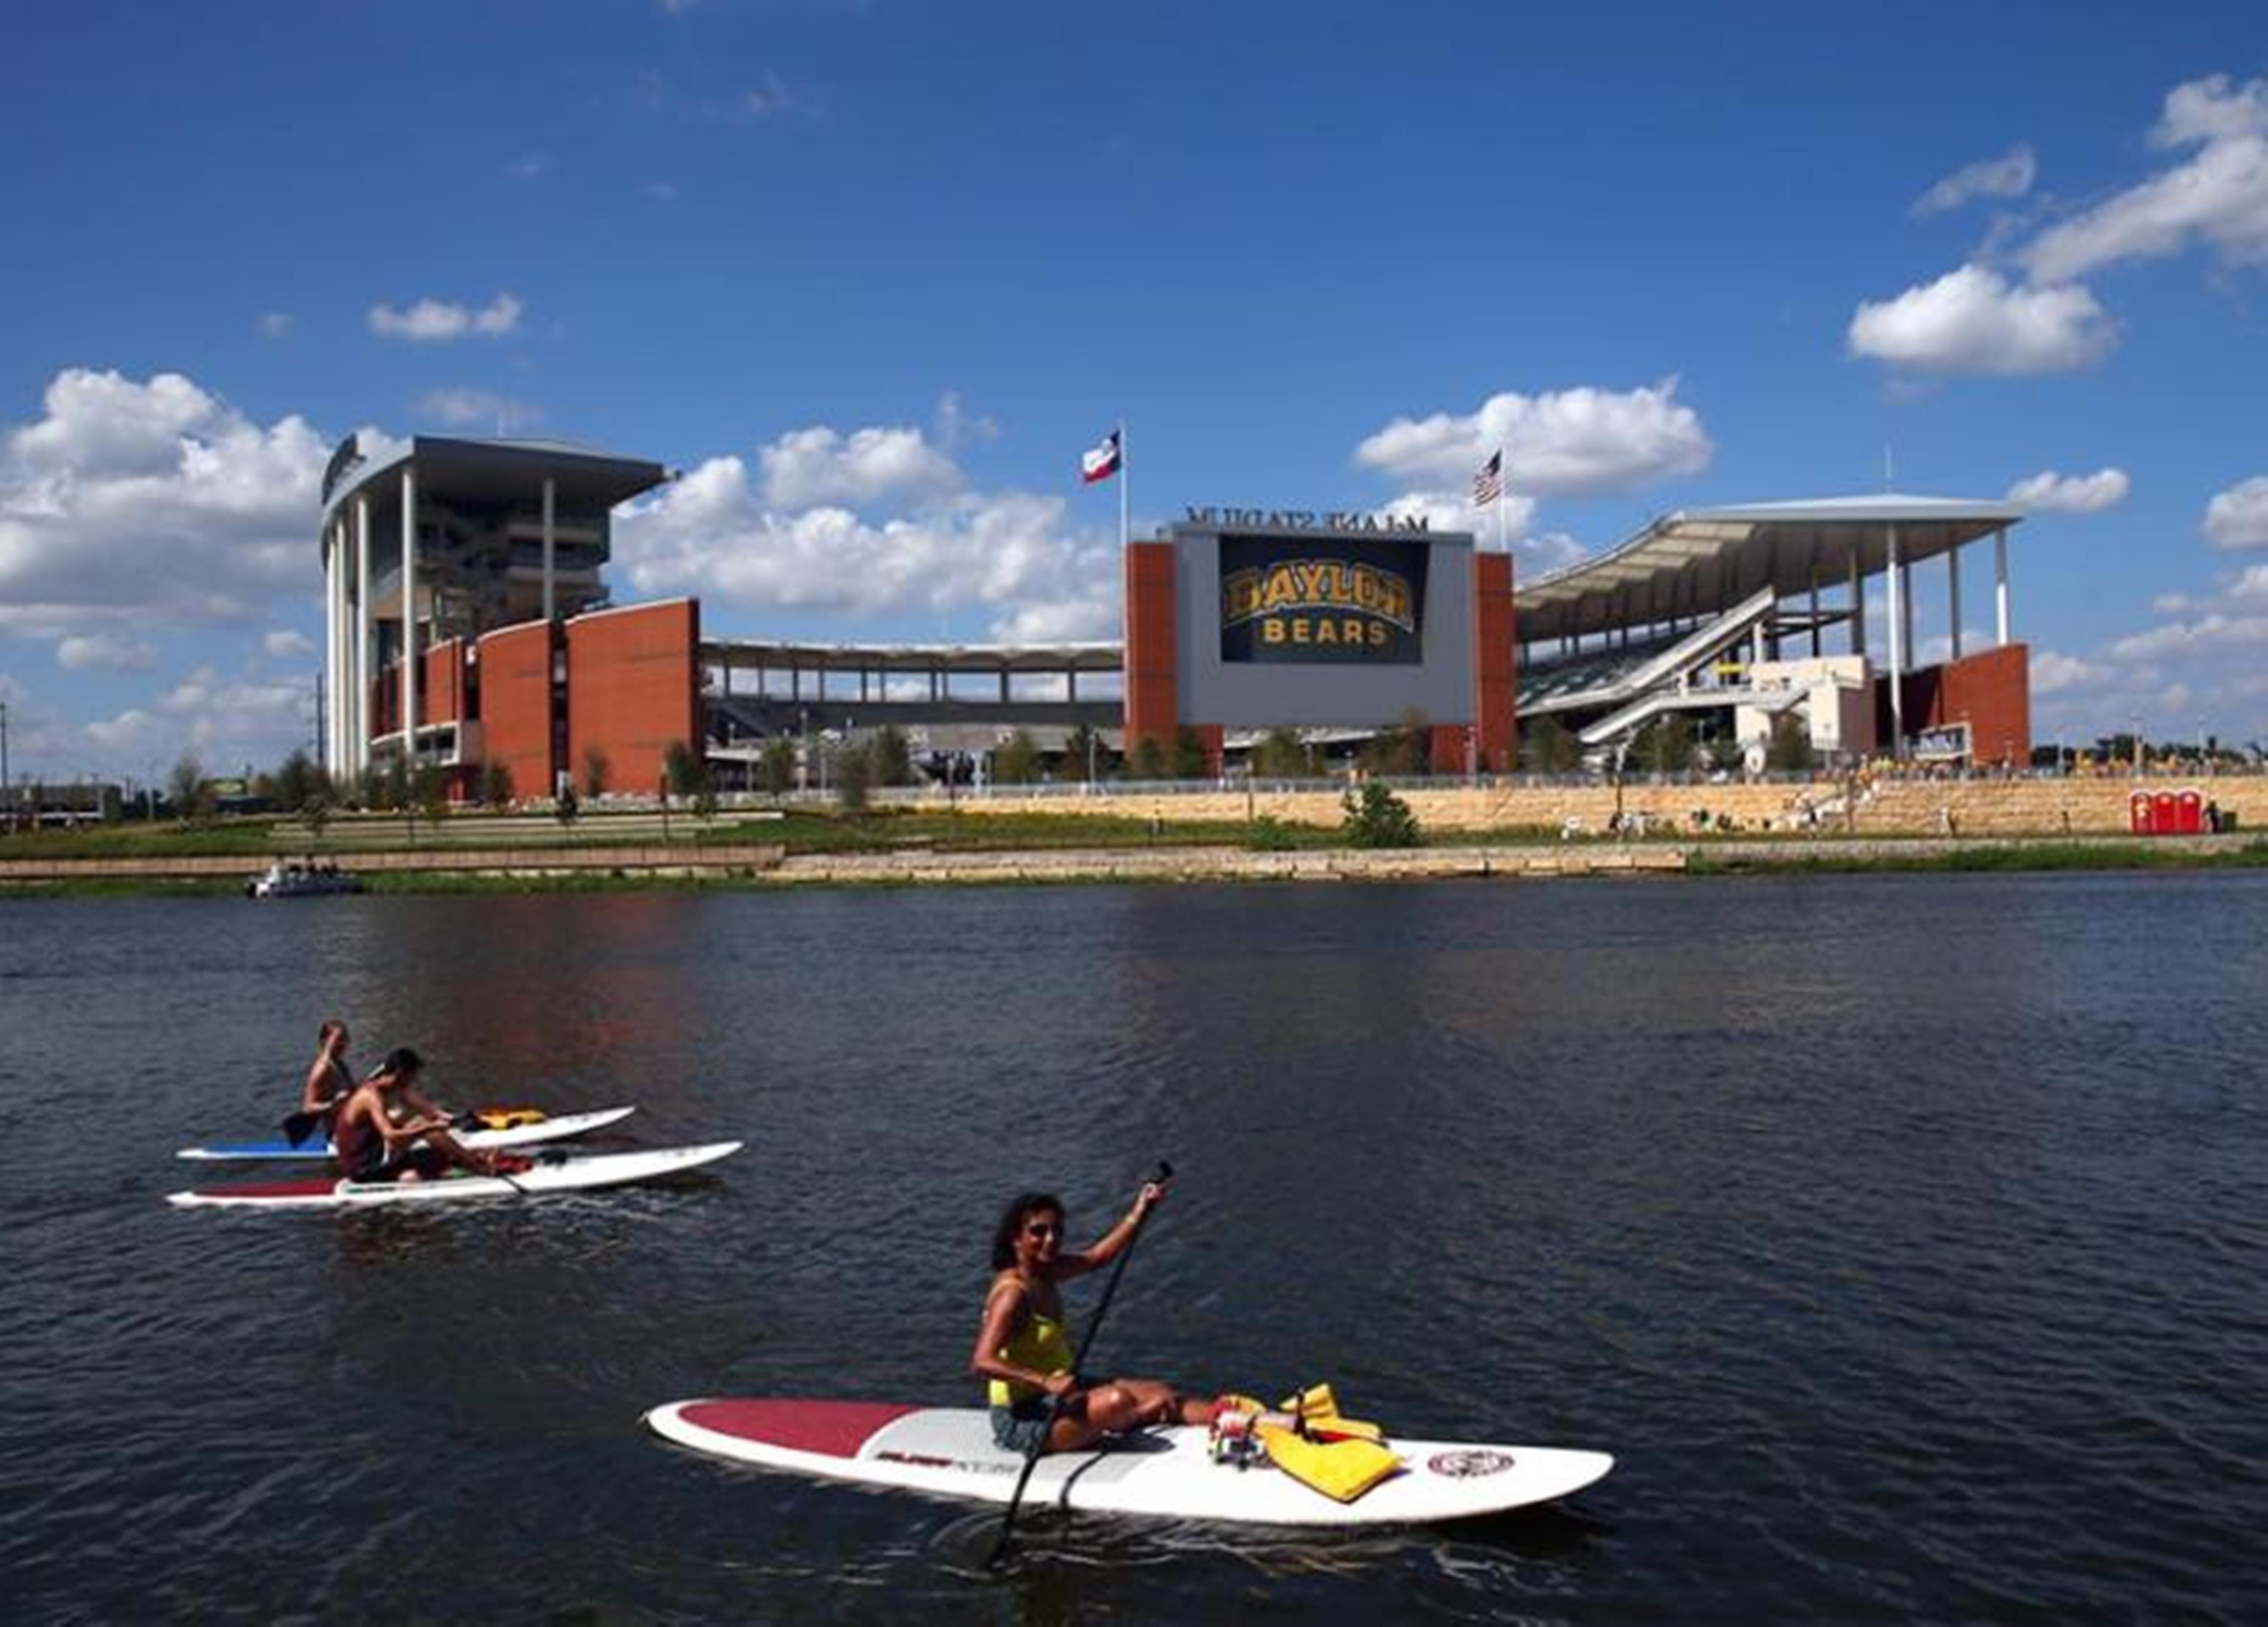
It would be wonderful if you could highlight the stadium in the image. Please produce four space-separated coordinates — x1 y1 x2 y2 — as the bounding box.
315 434 2030 797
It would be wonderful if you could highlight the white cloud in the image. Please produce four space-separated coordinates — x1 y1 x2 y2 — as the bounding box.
2202 476 2268 549
84 707 168 753
2228 564 2268 601
2110 612 2268 663
1 369 332 637
644 181 680 202
56 634 156 673
1354 379 1712 498
2023 74 2268 283
758 424 961 510
2029 649 2112 696
257 312 294 340
264 629 316 658
933 392 999 452
367 293 524 341
1848 264 2114 374
1912 145 2037 217
615 445 1114 641
417 388 543 431
2005 467 2130 512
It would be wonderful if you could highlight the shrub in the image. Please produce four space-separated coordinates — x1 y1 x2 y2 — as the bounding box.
1340 781 1421 848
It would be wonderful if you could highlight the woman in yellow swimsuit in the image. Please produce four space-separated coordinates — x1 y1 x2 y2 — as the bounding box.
970 1181 1214 1455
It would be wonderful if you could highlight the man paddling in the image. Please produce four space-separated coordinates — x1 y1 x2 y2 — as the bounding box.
332 1048 517 1184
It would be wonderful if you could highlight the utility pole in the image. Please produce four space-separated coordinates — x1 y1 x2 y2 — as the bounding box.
0 700 9 831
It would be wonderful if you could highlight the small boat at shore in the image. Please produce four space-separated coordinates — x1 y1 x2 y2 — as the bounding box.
247 860 363 899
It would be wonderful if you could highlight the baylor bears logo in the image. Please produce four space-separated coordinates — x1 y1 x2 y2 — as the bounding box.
1427 1449 1516 1478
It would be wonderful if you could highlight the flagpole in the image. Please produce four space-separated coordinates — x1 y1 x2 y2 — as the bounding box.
1495 443 1507 555
1118 417 1129 549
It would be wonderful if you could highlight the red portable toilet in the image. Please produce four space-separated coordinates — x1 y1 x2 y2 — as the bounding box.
2152 790 2178 836
2130 790 2156 834
2175 788 2204 834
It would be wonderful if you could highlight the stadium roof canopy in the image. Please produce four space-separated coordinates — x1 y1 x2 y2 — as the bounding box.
706 638 1125 677
1516 494 2025 646
320 435 672 526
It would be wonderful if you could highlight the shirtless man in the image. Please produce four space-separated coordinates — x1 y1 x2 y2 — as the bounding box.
331 1047 501 1184
300 1019 356 1131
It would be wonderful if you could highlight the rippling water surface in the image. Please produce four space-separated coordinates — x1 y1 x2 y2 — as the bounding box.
2 874 2262 1622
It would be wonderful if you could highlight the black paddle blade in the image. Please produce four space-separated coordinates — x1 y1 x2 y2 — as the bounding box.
279 1109 323 1148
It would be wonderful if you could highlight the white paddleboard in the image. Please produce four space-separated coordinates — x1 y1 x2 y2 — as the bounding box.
643 1398 1612 1527
175 1105 638 1161
166 1141 742 1209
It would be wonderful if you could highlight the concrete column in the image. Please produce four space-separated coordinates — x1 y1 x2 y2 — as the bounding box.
401 467 418 760
541 477 556 623
354 497 371 778
1886 525 1905 752
1948 545 1964 660
323 523 340 774
1899 560 1915 666
1849 546 1865 658
1995 527 2012 645
1809 561 1822 659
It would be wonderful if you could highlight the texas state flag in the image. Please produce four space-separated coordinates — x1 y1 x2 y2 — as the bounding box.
1081 427 1122 485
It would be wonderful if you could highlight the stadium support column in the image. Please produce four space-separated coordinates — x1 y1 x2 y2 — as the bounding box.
401 466 418 766
1123 542 1179 760
1994 527 2011 645
355 495 371 778
1886 524 1905 754
541 476 556 624
1948 544 1964 659
323 522 339 774
1848 548 1865 659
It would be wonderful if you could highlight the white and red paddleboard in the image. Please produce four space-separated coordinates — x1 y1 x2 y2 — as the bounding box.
642 1397 1612 1527
166 1141 741 1209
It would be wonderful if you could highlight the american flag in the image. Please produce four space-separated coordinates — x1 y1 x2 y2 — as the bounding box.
1472 450 1503 507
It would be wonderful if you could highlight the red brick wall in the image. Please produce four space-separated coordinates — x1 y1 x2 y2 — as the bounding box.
477 621 558 799
566 599 702 796
1428 724 1469 774
1123 543 1179 754
1191 723 1225 779
1879 643 2032 765
421 639 466 726
1472 552 1517 772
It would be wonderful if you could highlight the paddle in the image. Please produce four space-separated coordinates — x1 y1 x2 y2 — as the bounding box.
985 1158 1173 1567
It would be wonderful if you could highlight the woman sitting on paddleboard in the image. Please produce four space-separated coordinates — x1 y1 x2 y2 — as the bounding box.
332 1048 517 1183
971 1184 1213 1455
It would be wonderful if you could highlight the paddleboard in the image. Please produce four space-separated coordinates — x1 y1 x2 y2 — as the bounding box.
642 1398 1613 1527
175 1105 637 1161
166 1141 742 1209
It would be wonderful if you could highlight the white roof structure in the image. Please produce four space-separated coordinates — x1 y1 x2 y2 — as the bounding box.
1517 494 2025 646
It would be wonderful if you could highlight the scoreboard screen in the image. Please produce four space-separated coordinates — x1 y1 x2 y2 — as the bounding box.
1217 534 1428 666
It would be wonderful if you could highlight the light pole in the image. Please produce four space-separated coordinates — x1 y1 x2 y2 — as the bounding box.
2131 712 2143 776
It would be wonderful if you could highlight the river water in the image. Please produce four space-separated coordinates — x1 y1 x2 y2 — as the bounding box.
1 874 2261 1624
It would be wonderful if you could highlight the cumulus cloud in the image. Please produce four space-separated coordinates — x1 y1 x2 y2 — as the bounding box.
615 446 1115 641
2028 649 2113 696
367 293 524 341
1 369 332 637
56 634 156 673
2005 467 2130 512
1354 379 1712 498
2202 476 2268 549
264 629 316 658
758 424 961 510
1912 145 2037 217
2024 74 2268 283
1847 265 2114 374
417 388 542 431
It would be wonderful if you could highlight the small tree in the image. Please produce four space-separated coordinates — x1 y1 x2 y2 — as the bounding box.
833 742 873 812
1766 716 1817 774
1170 725 1210 779
1252 726 1308 780
1363 707 1432 777
993 728 1043 785
759 737 798 797
663 739 705 805
1340 781 1421 848
167 751 213 826
1521 717 1581 773
479 759 517 810
1061 722 1102 784
869 724 912 789
379 753 411 814
1129 733 1168 780
582 745 612 800
412 762 448 827
1630 714 1695 777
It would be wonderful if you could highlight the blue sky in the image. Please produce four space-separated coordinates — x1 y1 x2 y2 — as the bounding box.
3 0 2266 783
